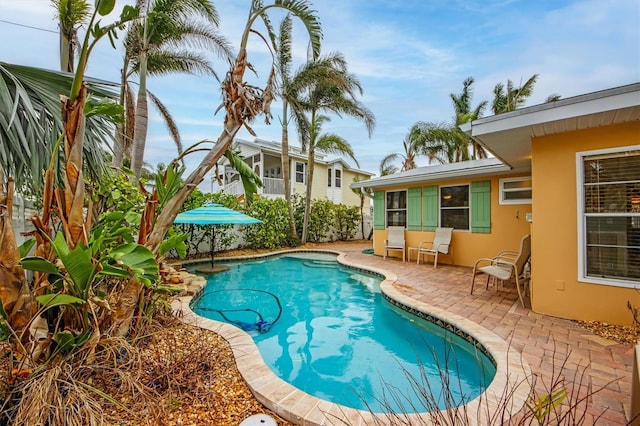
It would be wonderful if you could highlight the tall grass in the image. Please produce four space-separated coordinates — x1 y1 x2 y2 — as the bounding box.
326 338 618 425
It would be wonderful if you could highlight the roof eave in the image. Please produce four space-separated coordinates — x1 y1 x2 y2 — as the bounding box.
350 161 512 189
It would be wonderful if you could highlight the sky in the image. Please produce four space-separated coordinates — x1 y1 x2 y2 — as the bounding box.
1 0 639 191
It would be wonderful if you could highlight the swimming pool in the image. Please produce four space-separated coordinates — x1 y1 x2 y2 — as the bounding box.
190 252 496 413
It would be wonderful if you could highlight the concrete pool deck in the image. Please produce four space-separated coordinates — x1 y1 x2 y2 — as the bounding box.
172 241 633 425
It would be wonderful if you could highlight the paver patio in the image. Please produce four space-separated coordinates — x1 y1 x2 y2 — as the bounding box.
176 240 635 424
321 241 634 425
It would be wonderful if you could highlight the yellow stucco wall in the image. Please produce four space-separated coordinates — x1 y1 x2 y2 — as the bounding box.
531 121 640 325
342 169 372 211
373 175 532 267
310 164 328 200
291 163 371 210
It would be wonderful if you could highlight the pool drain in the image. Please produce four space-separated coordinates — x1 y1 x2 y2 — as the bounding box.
239 413 277 426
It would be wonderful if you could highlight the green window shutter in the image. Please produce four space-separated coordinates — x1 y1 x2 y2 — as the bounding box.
407 187 422 231
422 186 438 231
373 191 385 229
471 180 491 233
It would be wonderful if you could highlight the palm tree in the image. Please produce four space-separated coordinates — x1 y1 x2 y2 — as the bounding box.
273 13 321 240
379 134 420 175
411 120 471 164
351 175 373 239
115 0 233 179
393 77 486 167
144 0 322 251
451 76 487 158
491 74 539 114
51 0 91 73
291 53 375 244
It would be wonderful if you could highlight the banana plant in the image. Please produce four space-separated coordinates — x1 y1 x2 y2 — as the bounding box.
20 231 158 353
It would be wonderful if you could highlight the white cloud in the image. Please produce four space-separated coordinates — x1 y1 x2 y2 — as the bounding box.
1 0 638 178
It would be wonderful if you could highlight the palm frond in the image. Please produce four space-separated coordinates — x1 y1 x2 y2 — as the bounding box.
147 90 182 157
273 0 322 59
224 149 263 204
316 132 359 168
144 50 219 79
0 62 116 194
275 14 293 85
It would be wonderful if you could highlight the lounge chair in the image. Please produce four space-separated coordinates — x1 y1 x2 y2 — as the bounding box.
470 234 531 307
383 226 406 261
415 227 454 268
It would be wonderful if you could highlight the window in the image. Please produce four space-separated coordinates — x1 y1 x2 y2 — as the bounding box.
327 168 332 187
578 147 640 286
335 170 341 188
295 162 305 184
386 190 406 227
440 185 469 230
499 177 532 204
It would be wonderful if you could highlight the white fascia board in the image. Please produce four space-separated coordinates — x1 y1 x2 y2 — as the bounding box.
470 84 640 137
350 160 511 189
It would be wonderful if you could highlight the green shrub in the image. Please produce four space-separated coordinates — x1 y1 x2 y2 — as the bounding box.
242 198 294 249
307 199 335 242
333 203 360 241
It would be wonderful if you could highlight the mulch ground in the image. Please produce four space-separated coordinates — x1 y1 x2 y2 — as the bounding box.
115 321 294 426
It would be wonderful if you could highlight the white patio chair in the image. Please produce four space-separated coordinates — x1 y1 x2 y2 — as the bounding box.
470 234 532 307
383 226 406 261
416 227 454 268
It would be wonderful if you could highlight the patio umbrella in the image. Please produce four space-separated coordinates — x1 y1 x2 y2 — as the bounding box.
174 203 262 273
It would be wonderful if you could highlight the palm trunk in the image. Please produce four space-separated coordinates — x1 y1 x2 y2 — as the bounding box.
0 174 39 341
113 59 130 168
301 134 315 243
360 194 365 239
131 22 149 180
147 45 267 252
61 84 88 248
111 173 158 337
131 88 148 179
59 27 74 73
110 278 144 337
280 101 297 239
146 122 241 251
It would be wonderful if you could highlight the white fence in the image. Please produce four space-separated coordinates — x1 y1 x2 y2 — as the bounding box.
11 194 36 246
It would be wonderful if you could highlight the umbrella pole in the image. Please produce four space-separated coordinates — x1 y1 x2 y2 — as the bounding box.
210 226 216 268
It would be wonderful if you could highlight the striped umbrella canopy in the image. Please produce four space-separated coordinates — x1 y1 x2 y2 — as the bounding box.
174 203 262 225
174 204 261 269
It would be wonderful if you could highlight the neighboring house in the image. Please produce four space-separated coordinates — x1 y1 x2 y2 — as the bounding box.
351 83 640 325
220 138 374 210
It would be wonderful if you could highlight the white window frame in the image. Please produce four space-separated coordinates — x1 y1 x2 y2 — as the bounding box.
499 176 532 205
576 145 640 288
386 190 407 227
295 161 306 184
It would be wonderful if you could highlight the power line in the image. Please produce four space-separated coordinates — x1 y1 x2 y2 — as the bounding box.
0 19 57 34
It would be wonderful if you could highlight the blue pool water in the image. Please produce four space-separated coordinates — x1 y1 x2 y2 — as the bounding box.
191 252 495 413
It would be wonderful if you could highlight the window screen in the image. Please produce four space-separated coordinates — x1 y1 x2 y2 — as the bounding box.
295 162 305 184
386 190 407 227
582 149 640 283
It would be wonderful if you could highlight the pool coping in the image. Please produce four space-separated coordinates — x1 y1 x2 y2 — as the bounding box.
171 249 532 425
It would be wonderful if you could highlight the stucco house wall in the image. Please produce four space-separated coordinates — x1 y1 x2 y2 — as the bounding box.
371 175 532 267
531 121 640 324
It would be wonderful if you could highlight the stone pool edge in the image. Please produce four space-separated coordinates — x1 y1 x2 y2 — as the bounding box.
171 249 532 426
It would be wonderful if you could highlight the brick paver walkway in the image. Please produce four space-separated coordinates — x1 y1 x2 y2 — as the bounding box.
319 241 634 425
